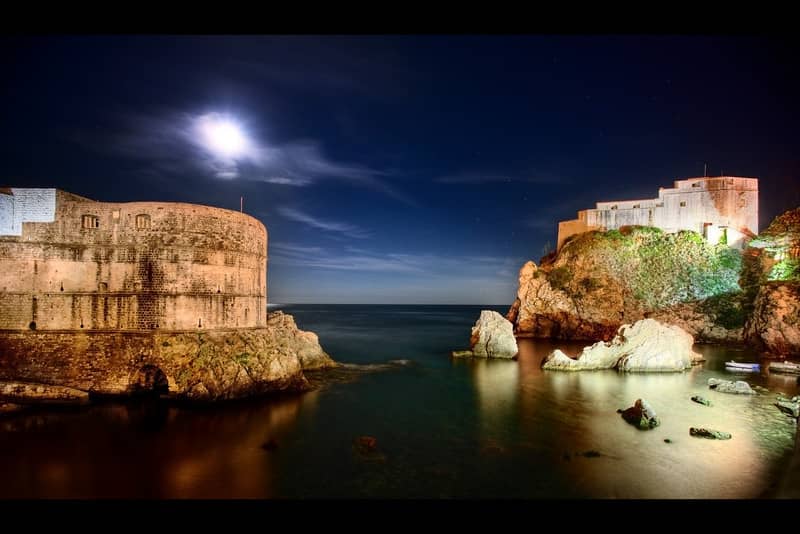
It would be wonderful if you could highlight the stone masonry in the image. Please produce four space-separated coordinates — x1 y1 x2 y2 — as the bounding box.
557 176 758 251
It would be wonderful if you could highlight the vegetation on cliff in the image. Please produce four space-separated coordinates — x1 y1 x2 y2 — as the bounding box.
510 208 800 352
557 226 742 310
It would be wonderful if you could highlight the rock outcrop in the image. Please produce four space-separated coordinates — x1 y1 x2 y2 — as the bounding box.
465 310 518 359
744 282 800 356
619 398 660 429
508 227 744 342
542 318 701 372
0 311 335 402
268 311 337 371
690 427 732 440
707 377 756 395
508 209 800 350
0 381 89 404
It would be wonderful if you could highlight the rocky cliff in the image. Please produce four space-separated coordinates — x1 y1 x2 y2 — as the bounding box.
507 208 800 352
507 226 744 342
0 310 336 402
743 208 800 355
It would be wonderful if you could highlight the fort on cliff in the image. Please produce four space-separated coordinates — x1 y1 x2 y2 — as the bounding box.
0 188 331 401
557 176 759 251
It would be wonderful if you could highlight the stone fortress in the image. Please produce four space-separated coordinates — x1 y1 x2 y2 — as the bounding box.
556 176 759 251
0 188 266 331
0 188 333 401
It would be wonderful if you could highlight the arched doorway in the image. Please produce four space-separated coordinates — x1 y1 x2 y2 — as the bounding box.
131 364 169 395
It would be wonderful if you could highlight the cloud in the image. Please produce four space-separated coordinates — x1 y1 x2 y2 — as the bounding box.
72 109 415 204
435 172 570 185
270 243 523 277
277 207 371 239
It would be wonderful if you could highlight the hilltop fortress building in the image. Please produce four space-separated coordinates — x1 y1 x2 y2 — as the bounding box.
0 188 331 401
556 177 759 251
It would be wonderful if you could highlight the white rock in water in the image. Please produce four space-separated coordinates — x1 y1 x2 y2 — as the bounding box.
543 318 701 372
470 310 518 359
708 377 756 395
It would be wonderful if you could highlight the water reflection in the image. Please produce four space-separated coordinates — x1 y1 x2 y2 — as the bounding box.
470 359 519 438
1 304 797 498
0 393 315 498
467 338 798 498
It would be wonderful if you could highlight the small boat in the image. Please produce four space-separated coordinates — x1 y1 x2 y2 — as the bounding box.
725 361 760 371
769 361 800 375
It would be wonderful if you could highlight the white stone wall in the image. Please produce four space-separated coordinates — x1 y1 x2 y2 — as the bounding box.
0 193 13 235
557 177 758 250
0 188 56 236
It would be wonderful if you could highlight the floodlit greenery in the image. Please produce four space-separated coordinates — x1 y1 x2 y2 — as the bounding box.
554 226 743 310
768 258 800 282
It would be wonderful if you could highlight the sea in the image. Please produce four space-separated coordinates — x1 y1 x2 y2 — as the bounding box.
0 304 798 498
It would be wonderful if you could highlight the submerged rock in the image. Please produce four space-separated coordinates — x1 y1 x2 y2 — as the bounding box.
707 377 756 395
354 436 378 455
261 439 279 451
690 427 732 440
619 398 660 430
775 400 800 418
543 319 701 372
451 350 474 358
469 310 518 359
0 381 89 404
691 395 713 406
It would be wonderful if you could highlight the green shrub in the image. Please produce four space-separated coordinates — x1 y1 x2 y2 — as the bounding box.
548 266 573 291
579 277 602 293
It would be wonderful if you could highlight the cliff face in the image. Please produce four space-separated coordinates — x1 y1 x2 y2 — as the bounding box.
509 209 800 353
0 311 336 402
744 282 800 355
507 226 744 342
742 208 800 355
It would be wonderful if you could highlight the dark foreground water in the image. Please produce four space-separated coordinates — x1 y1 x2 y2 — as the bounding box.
1 304 798 498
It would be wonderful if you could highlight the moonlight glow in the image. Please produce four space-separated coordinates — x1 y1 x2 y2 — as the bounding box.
196 114 250 158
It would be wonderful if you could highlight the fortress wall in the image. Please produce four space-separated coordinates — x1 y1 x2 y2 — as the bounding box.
557 177 758 250
0 190 267 331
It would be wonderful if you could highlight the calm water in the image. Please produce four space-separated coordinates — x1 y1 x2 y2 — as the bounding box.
1 304 798 498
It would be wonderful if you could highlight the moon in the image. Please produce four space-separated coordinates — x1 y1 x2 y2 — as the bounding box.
196 114 249 158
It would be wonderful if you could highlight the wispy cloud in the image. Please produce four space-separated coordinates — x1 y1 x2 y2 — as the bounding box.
71 109 415 204
435 172 570 185
276 207 371 239
270 242 523 277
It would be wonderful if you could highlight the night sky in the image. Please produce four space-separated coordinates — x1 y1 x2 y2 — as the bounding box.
1 36 797 304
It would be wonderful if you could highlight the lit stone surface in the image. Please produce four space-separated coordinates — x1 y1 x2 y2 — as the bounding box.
0 189 334 401
557 176 759 251
543 318 700 372
469 310 518 359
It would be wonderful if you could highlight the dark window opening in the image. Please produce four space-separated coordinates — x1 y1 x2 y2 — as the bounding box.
135 214 151 230
680 201 687 207
82 215 99 229
131 365 169 395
